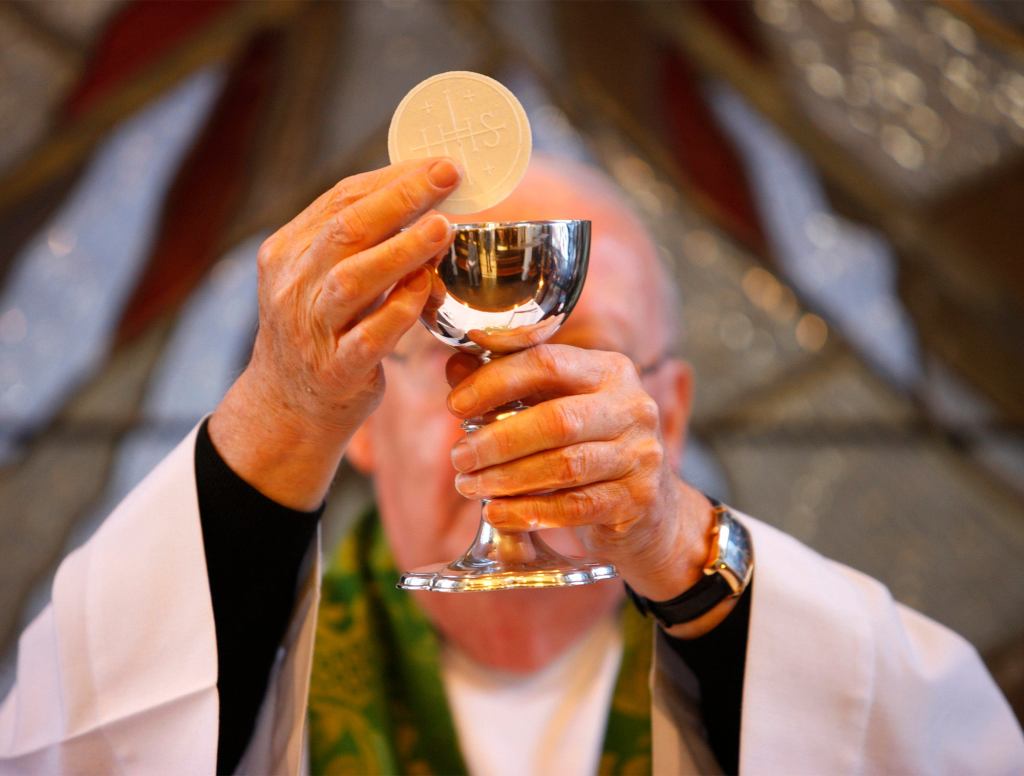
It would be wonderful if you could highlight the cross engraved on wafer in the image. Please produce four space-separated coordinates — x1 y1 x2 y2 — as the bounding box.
408 85 508 185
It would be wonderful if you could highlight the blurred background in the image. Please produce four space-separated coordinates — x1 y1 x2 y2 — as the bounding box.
0 0 1022 719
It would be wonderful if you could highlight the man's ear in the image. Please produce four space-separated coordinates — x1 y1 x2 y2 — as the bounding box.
650 359 693 472
346 420 375 475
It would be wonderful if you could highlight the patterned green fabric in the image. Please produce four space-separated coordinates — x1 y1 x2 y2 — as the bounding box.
308 509 653 775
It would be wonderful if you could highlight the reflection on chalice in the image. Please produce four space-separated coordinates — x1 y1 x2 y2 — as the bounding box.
397 220 618 592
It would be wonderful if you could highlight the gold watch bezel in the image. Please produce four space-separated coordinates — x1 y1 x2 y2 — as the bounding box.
703 502 754 597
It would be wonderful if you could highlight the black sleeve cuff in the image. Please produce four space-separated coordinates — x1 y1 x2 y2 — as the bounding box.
662 582 752 775
195 417 323 775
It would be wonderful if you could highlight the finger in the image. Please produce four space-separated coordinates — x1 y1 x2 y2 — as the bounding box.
308 158 460 271
445 352 482 388
275 159 441 242
315 212 452 333
449 394 631 473
447 345 637 418
464 316 562 355
454 441 632 499
485 481 635 532
333 267 432 379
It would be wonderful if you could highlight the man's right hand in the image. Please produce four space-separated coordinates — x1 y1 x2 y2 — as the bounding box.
208 158 460 510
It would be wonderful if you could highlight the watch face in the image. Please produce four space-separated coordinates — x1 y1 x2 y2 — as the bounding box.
718 514 753 593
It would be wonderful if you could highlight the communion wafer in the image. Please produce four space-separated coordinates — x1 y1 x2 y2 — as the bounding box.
388 71 532 215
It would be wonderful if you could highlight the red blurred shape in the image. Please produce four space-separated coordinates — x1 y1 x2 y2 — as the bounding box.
115 30 280 344
64 0 236 119
661 48 767 257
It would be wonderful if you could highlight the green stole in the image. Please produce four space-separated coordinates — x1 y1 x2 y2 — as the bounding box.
308 510 653 775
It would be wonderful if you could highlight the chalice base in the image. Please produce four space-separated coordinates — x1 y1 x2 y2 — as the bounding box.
397 529 616 592
397 558 617 592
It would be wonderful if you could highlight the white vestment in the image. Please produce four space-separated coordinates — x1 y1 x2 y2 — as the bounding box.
1 426 1021 774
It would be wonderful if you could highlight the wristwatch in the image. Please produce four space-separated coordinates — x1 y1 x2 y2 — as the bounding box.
626 496 754 628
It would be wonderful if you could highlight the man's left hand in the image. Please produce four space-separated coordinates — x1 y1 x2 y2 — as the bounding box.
446 344 733 636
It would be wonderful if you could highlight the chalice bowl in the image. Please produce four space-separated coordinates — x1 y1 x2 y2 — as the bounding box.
397 220 618 592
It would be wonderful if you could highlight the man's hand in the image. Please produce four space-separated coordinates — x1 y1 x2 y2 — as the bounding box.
446 344 736 638
209 158 460 510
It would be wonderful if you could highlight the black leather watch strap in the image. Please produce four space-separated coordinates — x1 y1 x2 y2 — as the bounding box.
626 573 735 627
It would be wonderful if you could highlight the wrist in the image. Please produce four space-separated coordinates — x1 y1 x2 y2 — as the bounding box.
209 369 353 510
622 479 716 602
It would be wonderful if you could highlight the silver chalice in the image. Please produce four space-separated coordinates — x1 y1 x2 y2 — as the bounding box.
397 220 618 592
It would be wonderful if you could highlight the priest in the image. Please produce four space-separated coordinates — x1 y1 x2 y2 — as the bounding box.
1 156 1021 775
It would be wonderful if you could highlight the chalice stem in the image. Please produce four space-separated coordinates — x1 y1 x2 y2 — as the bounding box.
461 505 540 565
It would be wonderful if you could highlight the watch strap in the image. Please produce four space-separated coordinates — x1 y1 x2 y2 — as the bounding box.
626 572 736 627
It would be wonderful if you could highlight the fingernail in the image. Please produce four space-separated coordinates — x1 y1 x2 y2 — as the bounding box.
448 384 478 415
421 214 450 243
455 473 478 496
406 268 431 293
450 439 476 472
428 159 460 188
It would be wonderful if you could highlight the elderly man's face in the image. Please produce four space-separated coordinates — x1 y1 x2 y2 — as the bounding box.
346 161 692 671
